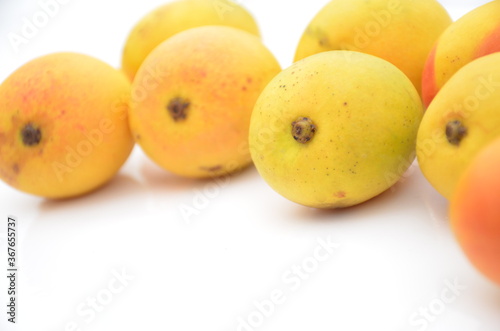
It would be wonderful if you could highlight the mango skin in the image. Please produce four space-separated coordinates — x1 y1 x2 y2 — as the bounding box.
249 51 423 209
417 53 500 200
121 0 260 81
294 0 451 95
422 1 500 108
129 26 281 179
450 137 500 286
0 53 134 199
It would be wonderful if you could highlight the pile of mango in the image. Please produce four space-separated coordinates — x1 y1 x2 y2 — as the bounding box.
0 0 499 285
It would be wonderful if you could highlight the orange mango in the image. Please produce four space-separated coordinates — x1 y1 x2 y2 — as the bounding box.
0 53 134 198
129 26 281 178
450 137 500 285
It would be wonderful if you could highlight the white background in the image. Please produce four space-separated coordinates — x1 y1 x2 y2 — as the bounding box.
1 1 499 331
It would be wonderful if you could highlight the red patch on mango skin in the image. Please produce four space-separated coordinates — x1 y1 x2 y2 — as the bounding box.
475 25 500 58
422 45 438 109
21 89 37 103
334 191 346 198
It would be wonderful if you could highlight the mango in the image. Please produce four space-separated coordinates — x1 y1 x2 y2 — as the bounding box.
249 51 423 209
450 136 500 286
417 53 500 200
422 1 500 108
294 0 452 95
129 26 281 178
121 0 260 81
0 53 134 198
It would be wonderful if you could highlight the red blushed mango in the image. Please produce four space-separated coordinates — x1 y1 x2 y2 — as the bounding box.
422 1 500 108
450 137 500 286
0 53 134 198
129 26 281 179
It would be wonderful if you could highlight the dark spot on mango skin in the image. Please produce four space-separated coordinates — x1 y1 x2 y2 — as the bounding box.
12 164 19 174
20 123 42 146
200 165 223 172
292 117 316 144
167 97 190 122
319 37 330 47
446 120 467 146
